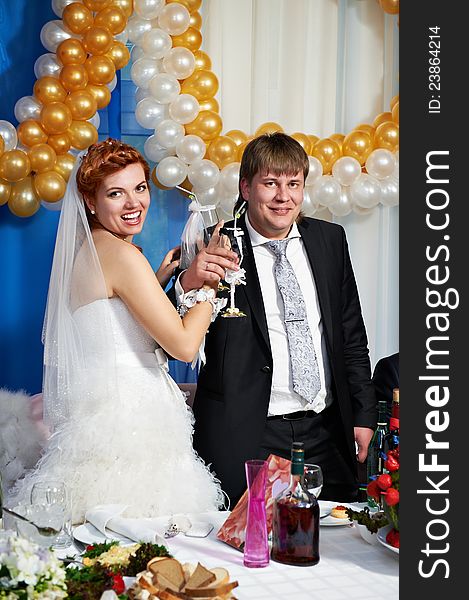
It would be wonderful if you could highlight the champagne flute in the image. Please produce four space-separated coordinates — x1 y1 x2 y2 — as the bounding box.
303 464 323 498
219 226 247 318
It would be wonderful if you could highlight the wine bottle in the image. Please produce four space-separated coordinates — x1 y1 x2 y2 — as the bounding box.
384 388 400 453
366 400 389 505
271 442 320 566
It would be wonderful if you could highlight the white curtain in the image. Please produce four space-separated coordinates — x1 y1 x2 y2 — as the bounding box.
200 0 399 367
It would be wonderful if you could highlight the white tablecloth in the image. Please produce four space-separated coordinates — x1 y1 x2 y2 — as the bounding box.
66 510 398 600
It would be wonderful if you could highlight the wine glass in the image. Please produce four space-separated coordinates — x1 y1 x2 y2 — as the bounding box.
30 480 72 549
303 464 323 498
218 226 247 318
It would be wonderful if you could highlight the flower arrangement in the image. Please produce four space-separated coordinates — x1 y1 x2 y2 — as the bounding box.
0 531 67 599
367 444 400 548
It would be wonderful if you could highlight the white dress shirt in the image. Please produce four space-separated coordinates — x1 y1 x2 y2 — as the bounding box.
244 213 331 416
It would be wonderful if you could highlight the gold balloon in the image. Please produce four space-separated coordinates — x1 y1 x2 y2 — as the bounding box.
40 102 73 135
254 122 284 137
68 120 99 150
62 2 94 35
189 11 202 30
83 0 112 11
54 153 76 182
374 121 399 151
390 94 399 110
65 90 98 121
151 166 171 190
111 0 133 18
379 0 400 15
198 97 219 113
193 50 212 71
207 136 238 169
226 129 248 147
17 120 48 147
0 177 11 205
291 132 312 155
28 143 57 174
354 123 375 137
34 170 66 202
307 134 319 148
180 69 219 101
56 39 87 66
392 101 399 124
373 111 392 128
83 26 114 56
85 55 116 85
0 135 4 157
8 176 40 217
171 27 203 53
342 130 374 165
48 132 72 155
0 150 31 182
94 6 127 34
59 64 89 92
184 110 223 142
34 76 67 104
106 41 131 70
167 0 202 11
236 138 253 162
329 133 345 152
312 138 341 174
86 83 112 109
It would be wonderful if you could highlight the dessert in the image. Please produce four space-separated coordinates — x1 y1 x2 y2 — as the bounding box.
330 505 349 519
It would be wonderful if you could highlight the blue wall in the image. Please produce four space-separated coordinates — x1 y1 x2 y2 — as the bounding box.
0 0 196 393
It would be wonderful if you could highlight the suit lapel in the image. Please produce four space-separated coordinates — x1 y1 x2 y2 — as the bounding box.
298 218 334 351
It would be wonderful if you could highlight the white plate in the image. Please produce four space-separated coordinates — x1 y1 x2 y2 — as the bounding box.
377 525 399 554
318 501 354 526
73 522 135 546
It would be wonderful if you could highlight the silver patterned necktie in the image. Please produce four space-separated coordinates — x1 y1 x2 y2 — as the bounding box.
267 239 321 405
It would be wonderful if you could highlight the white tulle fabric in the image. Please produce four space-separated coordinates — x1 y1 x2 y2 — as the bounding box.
8 154 224 522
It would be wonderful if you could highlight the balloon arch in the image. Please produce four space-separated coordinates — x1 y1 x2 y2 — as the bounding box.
0 0 399 219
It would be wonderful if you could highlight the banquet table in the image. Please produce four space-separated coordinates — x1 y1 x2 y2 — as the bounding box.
62 510 399 600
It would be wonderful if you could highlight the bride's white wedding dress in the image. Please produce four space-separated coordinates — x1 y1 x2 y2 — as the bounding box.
9 297 224 523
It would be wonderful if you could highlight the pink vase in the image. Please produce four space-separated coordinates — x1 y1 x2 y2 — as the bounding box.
243 459 269 568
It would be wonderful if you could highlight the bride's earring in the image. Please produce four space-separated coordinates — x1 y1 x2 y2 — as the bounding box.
90 209 95 215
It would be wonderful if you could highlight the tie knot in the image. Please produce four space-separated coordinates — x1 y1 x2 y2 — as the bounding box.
266 239 290 258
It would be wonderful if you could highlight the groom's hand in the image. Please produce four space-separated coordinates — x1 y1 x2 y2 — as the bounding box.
180 221 239 292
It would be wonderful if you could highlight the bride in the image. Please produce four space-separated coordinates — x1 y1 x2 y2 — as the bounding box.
8 138 238 522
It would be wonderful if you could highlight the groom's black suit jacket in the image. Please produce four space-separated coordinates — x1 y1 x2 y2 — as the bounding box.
185 215 376 504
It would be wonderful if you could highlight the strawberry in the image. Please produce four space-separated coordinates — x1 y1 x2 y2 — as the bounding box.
377 473 392 490
112 573 125 595
367 479 381 500
385 454 399 472
383 487 399 506
386 528 400 548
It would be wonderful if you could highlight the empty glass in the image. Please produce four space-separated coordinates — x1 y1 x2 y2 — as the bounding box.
303 464 323 498
244 459 269 568
30 481 72 549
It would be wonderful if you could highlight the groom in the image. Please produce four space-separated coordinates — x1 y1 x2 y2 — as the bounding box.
175 132 377 507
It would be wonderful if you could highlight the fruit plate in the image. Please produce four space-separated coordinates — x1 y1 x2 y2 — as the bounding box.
377 525 399 555
318 501 354 526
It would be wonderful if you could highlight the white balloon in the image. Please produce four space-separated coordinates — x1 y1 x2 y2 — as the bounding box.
353 204 374 216
218 193 237 220
144 134 172 162
365 148 396 180
162 47 195 80
40 20 73 53
195 185 221 207
155 156 188 187
329 187 353 217
311 175 342 208
331 156 361 186
350 173 381 208
114 28 129 45
380 176 399 207
51 0 75 17
141 28 172 59
127 16 153 45
302 185 319 217
305 156 323 185
34 53 61 79
135 0 165 20
135 86 150 104
107 74 118 92
0 120 18 151
14 96 42 123
220 162 240 196
131 57 160 89
158 3 190 35
135 97 168 129
169 94 199 124
131 44 145 63
175 135 206 164
148 72 181 104
188 159 221 193
41 199 63 211
154 118 185 149
88 112 100 129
